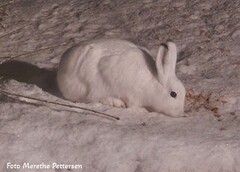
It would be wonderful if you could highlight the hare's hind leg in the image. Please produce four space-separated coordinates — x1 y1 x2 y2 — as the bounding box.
100 97 126 108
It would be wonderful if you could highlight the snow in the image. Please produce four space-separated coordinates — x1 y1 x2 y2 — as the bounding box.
0 0 240 171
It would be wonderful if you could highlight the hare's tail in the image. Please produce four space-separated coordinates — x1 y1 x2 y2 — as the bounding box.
57 45 91 102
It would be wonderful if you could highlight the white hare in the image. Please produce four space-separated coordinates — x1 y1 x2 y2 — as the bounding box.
57 39 186 117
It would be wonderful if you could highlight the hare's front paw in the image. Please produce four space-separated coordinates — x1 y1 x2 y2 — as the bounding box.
100 97 126 108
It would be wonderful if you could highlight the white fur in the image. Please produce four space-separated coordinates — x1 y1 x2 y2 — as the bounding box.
57 39 186 117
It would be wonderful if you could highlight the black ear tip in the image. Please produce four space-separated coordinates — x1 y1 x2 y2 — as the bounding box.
160 43 168 50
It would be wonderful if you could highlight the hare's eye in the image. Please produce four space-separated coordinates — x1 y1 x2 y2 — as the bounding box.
170 91 177 98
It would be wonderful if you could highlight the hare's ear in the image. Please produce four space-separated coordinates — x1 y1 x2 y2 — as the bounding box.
156 42 177 85
165 41 177 75
156 43 168 85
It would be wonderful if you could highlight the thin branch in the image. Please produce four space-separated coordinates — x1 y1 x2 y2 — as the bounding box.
0 25 28 39
0 42 69 64
0 89 120 121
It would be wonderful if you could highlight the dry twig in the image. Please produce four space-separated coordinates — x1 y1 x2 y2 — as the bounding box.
0 89 120 121
0 42 69 64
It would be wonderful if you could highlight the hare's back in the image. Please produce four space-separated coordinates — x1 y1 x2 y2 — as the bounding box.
84 39 139 57
87 39 155 87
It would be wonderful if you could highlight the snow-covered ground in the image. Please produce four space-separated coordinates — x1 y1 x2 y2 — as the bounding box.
0 0 239 171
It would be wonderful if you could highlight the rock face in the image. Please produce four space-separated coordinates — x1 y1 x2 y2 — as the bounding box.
0 0 239 172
